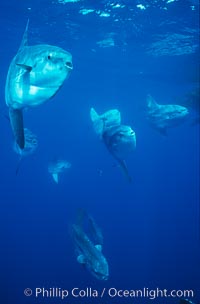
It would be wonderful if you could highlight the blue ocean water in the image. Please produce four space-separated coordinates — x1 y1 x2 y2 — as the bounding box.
0 0 199 303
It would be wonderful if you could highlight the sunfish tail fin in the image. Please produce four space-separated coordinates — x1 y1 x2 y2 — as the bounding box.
18 19 29 52
9 108 25 149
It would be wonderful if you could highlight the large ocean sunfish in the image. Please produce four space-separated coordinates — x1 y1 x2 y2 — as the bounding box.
5 20 73 149
71 211 109 281
90 108 136 182
102 125 136 182
146 95 189 135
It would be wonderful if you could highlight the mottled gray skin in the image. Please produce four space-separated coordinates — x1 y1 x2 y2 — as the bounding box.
71 224 109 281
5 20 73 149
147 95 189 135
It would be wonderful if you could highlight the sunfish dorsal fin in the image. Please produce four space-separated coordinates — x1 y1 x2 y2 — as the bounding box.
18 19 29 52
52 173 59 184
147 94 159 110
90 107 99 122
90 107 104 136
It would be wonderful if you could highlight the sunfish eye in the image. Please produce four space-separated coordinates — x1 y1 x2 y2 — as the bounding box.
66 61 73 69
47 54 52 60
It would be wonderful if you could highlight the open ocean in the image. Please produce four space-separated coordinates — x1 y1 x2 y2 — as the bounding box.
0 0 199 303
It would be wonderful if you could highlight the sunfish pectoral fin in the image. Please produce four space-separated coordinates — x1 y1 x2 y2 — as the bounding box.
16 63 32 71
9 108 25 149
77 254 86 264
52 173 59 184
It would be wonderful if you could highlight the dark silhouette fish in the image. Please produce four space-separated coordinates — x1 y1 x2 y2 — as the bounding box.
71 211 109 280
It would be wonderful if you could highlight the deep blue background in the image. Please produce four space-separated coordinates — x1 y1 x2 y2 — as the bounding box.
0 0 199 303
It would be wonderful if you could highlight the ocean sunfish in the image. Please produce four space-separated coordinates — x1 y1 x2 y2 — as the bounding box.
90 108 136 182
5 20 73 149
48 159 71 183
146 95 189 135
102 125 136 182
71 211 109 281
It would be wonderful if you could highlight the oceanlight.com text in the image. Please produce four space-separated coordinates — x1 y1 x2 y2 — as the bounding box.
24 287 195 300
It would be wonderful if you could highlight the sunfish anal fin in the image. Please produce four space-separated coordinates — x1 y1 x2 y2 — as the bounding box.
117 158 132 183
9 108 25 149
52 173 59 184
